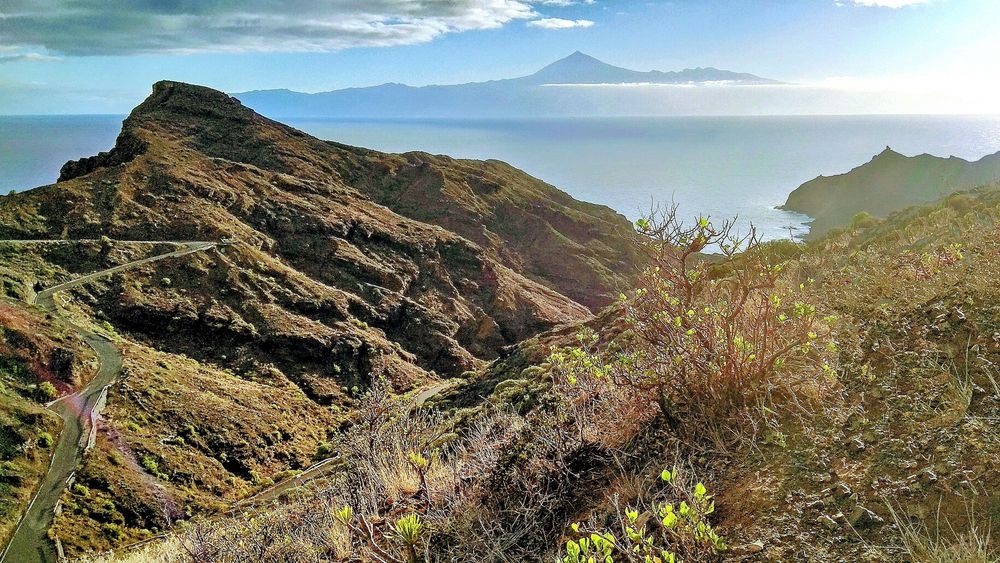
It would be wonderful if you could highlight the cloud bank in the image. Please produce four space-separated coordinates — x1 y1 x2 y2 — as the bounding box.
843 0 930 7
0 1 591 56
527 18 595 29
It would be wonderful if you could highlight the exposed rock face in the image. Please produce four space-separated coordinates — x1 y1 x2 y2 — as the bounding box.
782 147 1000 238
58 129 147 182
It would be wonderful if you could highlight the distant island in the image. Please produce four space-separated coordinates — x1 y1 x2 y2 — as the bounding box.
233 51 781 118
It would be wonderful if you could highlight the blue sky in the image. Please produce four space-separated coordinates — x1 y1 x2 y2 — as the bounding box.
1 0 998 114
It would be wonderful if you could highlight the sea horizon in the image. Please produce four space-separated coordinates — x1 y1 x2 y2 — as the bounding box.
4 113 1000 241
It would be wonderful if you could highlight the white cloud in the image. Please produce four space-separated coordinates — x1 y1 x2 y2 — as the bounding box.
527 17 595 29
0 1 595 55
842 0 931 7
0 52 60 64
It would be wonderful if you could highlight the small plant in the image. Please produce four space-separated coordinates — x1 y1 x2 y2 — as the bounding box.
888 503 996 563
562 468 726 563
102 523 126 541
407 451 433 508
334 504 353 524
36 381 58 402
315 441 334 459
37 432 53 448
141 455 161 477
394 513 426 563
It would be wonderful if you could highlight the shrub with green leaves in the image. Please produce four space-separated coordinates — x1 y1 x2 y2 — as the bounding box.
562 468 726 563
550 206 833 435
36 381 58 402
37 431 54 448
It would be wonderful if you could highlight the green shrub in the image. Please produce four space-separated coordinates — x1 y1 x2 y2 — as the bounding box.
140 455 159 475
36 381 58 402
315 441 334 459
36 432 53 448
393 513 426 563
562 468 726 563
102 523 125 541
551 209 832 433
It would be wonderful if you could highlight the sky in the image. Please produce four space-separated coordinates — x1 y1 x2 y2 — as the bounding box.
1 0 998 114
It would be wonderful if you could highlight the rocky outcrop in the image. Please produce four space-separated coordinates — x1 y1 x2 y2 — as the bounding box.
58 129 147 182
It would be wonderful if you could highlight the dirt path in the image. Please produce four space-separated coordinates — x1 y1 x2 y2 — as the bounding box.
3 243 449 561
1 241 216 563
413 381 452 407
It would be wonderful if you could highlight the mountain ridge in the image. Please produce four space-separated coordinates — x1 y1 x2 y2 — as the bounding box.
232 52 780 118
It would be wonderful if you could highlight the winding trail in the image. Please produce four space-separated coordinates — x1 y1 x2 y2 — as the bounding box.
1 239 453 562
1 241 216 563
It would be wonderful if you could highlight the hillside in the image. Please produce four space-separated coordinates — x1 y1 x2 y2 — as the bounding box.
88 182 1000 562
782 147 1000 237
0 81 639 556
233 52 780 118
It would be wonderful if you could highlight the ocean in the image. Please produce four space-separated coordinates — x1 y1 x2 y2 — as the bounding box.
3 114 1000 240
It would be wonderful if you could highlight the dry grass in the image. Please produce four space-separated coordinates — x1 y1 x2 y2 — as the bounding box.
889 503 996 563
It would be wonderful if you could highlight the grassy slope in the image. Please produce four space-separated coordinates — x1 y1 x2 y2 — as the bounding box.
0 300 94 547
719 185 1000 559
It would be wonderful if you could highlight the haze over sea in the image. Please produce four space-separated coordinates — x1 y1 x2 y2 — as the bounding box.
3 114 1000 240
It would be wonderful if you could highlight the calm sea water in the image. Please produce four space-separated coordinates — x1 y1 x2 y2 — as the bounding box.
3 114 1000 240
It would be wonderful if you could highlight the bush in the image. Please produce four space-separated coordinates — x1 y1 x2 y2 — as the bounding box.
314 441 333 460
562 468 726 563
36 381 58 402
141 455 159 475
551 207 833 435
102 523 125 541
37 432 53 448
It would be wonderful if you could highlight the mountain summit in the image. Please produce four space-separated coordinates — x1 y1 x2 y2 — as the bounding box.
520 51 780 86
233 53 780 118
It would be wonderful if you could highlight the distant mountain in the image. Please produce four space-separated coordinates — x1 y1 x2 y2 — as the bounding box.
233 51 780 118
782 147 1000 237
512 51 779 86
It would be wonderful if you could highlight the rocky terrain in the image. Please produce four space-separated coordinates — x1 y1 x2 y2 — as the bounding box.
782 146 1000 238
0 81 639 555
